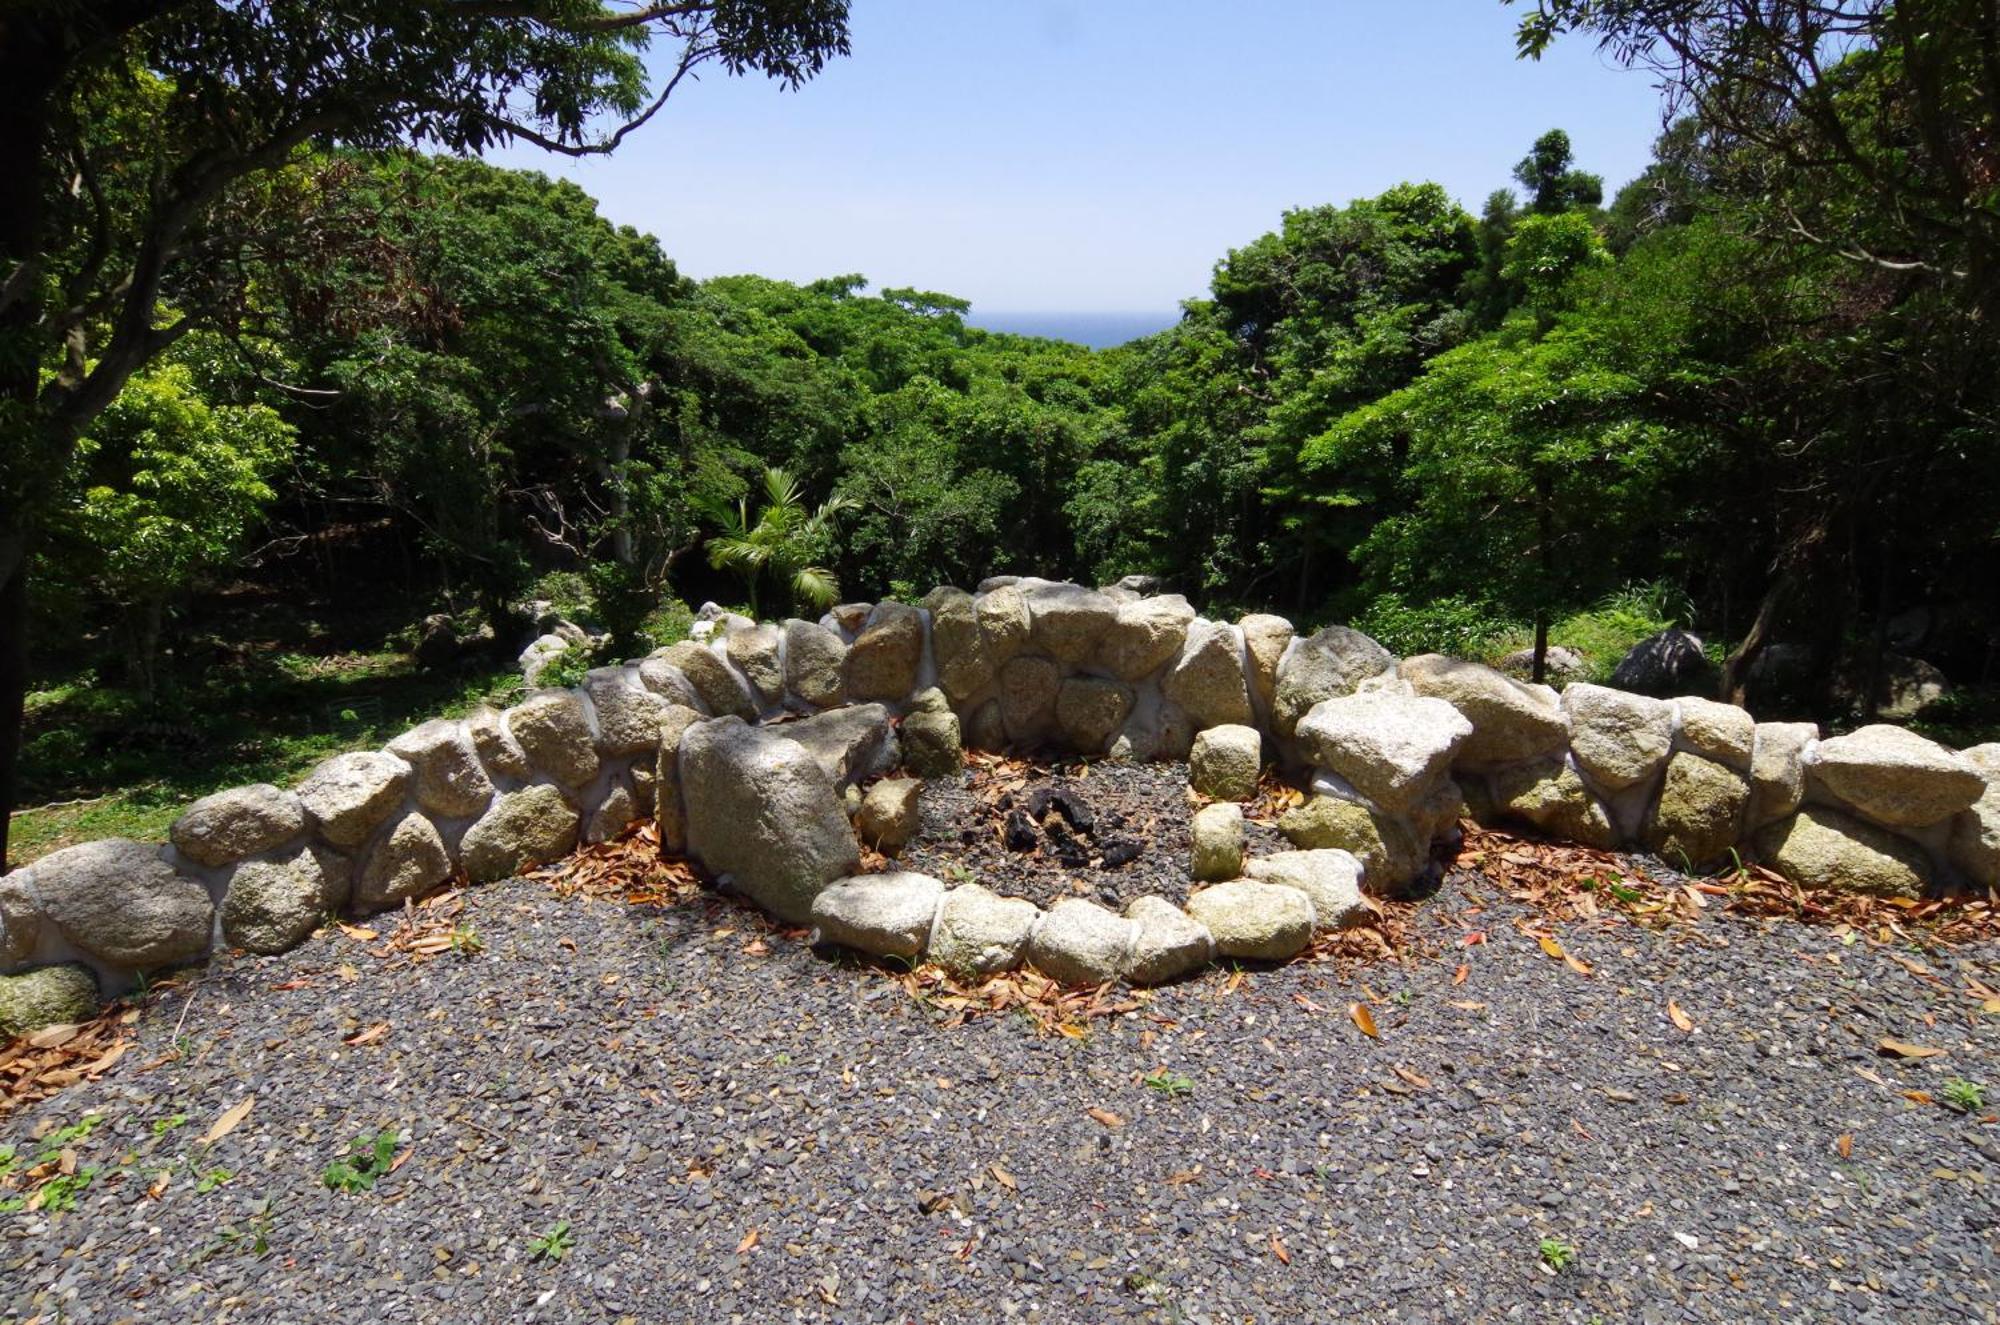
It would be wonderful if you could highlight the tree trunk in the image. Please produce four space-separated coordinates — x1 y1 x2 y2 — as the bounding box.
0 555 27 874
1531 467 1554 685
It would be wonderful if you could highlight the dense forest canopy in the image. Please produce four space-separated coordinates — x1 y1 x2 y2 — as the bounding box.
7 0 2000 865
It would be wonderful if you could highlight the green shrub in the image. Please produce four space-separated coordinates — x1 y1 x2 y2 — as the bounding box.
536 642 599 690
530 570 596 621
1353 593 1515 659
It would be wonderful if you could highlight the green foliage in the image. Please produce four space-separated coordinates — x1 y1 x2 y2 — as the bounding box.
1353 594 1514 662
1941 1078 1986 1114
1142 1069 1195 1099
701 467 853 618
529 1219 576 1261
1538 1237 1577 1271
321 1130 400 1194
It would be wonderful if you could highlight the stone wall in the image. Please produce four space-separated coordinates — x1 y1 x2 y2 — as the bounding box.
4 576 1995 1033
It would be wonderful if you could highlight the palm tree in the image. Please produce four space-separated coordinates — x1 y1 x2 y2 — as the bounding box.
699 468 854 618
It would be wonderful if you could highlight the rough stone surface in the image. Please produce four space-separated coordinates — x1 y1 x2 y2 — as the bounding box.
1024 898 1134 985
0 964 99 1038
1239 614 1294 716
929 883 1039 977
1399 654 1567 770
724 623 785 706
583 672 673 759
1748 722 1817 830
679 719 859 923
856 777 922 852
222 845 348 953
1111 699 1195 763
1096 595 1195 682
659 641 757 719
1190 802 1246 882
999 655 1060 745
1562 683 1675 793
585 782 640 845
827 602 872 637
1295 691 1473 812
1644 753 1750 867
1279 795 1426 892
1490 757 1619 850
843 602 925 703
170 783 307 867
1245 849 1369 931
635 657 707 714
386 720 495 819
809 872 944 960
461 785 581 885
1948 774 2000 887
1122 896 1213 985
901 705 963 778
965 699 1007 754
1808 724 1984 828
1611 628 1711 696
783 619 848 710
1188 724 1262 802
33 838 213 969
1162 620 1255 730
1027 584 1117 665
652 705 705 856
1758 807 1932 899
929 585 1031 704
1271 625 1397 740
0 872 40 965
782 703 899 789
1055 676 1135 753
465 705 533 781
297 752 414 851
352 811 454 911
1675 696 1756 771
1186 880 1313 961
506 691 601 788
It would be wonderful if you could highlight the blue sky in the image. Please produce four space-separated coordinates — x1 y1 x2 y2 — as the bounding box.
492 1 1670 314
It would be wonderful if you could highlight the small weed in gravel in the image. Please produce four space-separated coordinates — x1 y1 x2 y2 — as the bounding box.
1142 1068 1194 1099
1539 1237 1577 1272
151 1113 188 1136
321 1130 400 1193
529 1219 575 1262
1942 1078 1986 1113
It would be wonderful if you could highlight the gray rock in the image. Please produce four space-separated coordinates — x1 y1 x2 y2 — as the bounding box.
1295 691 1473 812
465 705 532 781
901 704 963 778
0 964 99 1038
658 641 757 719
783 619 848 709
1948 771 2000 887
1748 721 1818 830
724 623 785 706
506 691 600 788
1055 676 1135 753
297 751 413 850
584 671 675 759
1025 898 1134 985
1244 849 1369 930
679 718 860 923
930 883 1039 978
1027 583 1117 665
171 783 307 867
1186 881 1314 961
1496 644 1589 682
1161 619 1254 731
222 844 348 953
653 704 706 855
809 871 944 959
1110 698 1195 762
1279 795 1427 893
1189 724 1263 801
461 785 581 884
1491 757 1619 850
1808 724 1984 828
783 703 899 789
585 781 640 844
635 656 708 714
386 719 495 819
1675 696 1755 771
856 777 922 852
1399 654 1567 770
1190 802 1246 882
1757 808 1932 899
1239 613 1294 716
827 602 873 637
924 587 985 703
843 602 925 703
1123 896 1213 985
0 871 40 965
1096 595 1195 682
354 811 453 910
1562 683 1675 793
1271 625 1397 741
966 698 1007 754
1644 753 1750 867
999 655 1060 745
1611 628 1711 696
33 838 213 968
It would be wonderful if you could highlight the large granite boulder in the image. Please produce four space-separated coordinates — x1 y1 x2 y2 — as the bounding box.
1024 898 1133 985
1162 620 1255 731
1757 807 1932 899
1295 691 1472 813
461 784 581 883
724 623 785 707
1186 881 1313 961
1279 795 1427 891
781 703 899 789
222 844 348 953
1490 757 1619 850
0 964 99 1038
353 812 453 911
1238 614 1294 716
999 655 1060 746
1398 655 1566 770
1562 684 1675 793
1027 583 1117 665
843 602 925 703
651 703 706 856
679 718 860 923
635 656 708 714
657 641 757 719
583 671 675 759
386 720 495 819
929 883 1038 978
465 705 533 781
783 618 848 709
809 871 943 959
1123 896 1213 985
507 691 600 788
1675 696 1755 772
1244 849 1368 931
1055 677 1135 753
31 838 213 969
1271 625 1396 741
0 872 41 965
1643 753 1750 867
1808 724 1984 828
1189 724 1262 801
171 783 307 867
1948 744 2000 887
1096 595 1195 682
1748 721 1818 830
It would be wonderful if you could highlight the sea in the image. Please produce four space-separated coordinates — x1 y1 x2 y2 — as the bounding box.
964 310 1180 349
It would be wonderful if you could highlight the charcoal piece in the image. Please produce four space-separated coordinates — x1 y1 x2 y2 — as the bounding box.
1097 837 1143 869
1002 808 1040 853
1026 784 1095 834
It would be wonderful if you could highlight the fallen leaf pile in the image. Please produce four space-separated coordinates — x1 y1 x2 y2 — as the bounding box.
0 1006 136 1117
536 820 704 907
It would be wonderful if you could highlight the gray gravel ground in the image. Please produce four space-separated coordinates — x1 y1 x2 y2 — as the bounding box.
4 867 1997 1324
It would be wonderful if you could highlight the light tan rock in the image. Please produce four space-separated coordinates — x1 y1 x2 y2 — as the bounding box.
386 720 495 819
810 871 944 959
506 691 599 788
1190 802 1246 882
856 777 922 852
1399 654 1567 770
1644 752 1750 866
783 618 847 709
1055 676 1135 753
295 753 411 850
1562 683 1675 793
1748 721 1818 829
999 655 1060 745
1123 896 1213 985
843 602 925 703
1491 757 1619 850
724 622 785 706
0 965 99 1039
1186 881 1313 961
1675 696 1755 771
652 704 705 855
1027 583 1117 665
1096 595 1195 682
585 781 640 845
1162 619 1254 730
1295 691 1473 812
1758 807 1931 899
31 839 213 969
1279 795 1427 891
465 705 533 780
583 671 674 759
1271 625 1396 740
1809 724 1984 828
1239 614 1294 716
1025 898 1134 985
658 641 756 719
930 883 1038 977
223 844 348 952
172 783 308 867
635 656 707 714
1189 724 1262 801
461 785 581 884
354 812 452 911
1244 849 1368 931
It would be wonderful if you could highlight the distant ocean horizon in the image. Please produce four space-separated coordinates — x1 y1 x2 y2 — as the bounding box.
965 309 1180 349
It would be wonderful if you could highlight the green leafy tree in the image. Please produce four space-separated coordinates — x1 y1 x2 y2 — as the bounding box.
700 467 853 618
1513 128 1604 214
